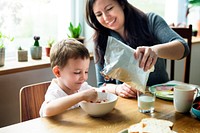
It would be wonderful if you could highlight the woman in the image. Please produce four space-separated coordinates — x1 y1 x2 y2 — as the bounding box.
85 0 189 98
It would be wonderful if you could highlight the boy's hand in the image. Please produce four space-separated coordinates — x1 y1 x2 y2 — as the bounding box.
82 89 97 102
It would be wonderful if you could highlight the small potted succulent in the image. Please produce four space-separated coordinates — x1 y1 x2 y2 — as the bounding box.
68 22 84 43
30 36 42 60
45 38 54 57
18 46 28 62
0 31 14 66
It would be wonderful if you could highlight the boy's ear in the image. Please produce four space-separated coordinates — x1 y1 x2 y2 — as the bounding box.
52 66 61 77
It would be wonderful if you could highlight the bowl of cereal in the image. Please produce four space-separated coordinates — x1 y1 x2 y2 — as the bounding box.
79 91 118 117
192 96 200 119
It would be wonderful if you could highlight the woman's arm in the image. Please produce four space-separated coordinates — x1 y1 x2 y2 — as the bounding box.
148 12 190 59
134 13 190 72
135 40 185 71
152 40 185 60
100 83 137 98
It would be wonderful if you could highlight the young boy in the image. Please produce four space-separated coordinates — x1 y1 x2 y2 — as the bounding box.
39 38 98 117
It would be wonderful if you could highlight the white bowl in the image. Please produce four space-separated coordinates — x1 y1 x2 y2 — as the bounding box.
79 91 118 117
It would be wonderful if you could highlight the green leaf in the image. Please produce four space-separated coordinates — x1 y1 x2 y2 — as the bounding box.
0 31 14 48
68 22 82 38
189 0 200 6
34 40 39 47
0 44 4 48
18 46 23 50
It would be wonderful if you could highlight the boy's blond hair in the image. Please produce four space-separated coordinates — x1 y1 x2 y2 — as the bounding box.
50 38 90 69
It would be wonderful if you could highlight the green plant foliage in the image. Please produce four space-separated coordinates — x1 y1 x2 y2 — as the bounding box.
68 22 82 38
18 46 22 50
33 36 40 47
0 32 14 48
47 38 55 47
189 0 200 7
18 46 23 50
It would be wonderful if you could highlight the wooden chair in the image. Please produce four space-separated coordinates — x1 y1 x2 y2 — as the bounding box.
169 25 192 83
19 81 51 122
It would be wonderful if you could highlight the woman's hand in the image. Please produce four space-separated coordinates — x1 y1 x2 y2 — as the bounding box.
81 88 98 102
134 46 158 71
115 83 137 98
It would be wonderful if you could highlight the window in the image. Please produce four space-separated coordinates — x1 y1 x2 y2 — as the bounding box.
128 0 166 17
128 0 189 26
0 0 79 60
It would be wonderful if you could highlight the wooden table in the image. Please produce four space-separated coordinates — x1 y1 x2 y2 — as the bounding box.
0 97 200 133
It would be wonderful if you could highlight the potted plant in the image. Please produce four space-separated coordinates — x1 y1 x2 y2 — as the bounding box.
68 22 84 43
0 31 14 66
18 46 28 62
188 0 200 7
30 36 42 60
45 38 54 57
187 0 200 36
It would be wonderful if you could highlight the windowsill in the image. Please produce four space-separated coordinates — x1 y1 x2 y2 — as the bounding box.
0 54 94 76
1 36 200 76
0 56 51 75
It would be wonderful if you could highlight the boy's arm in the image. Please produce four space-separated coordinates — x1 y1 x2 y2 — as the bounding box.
43 89 97 117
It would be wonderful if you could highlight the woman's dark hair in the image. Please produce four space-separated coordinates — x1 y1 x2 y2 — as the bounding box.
85 0 154 65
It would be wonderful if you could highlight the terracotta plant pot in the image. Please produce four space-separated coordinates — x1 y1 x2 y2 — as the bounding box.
45 47 51 57
76 37 85 44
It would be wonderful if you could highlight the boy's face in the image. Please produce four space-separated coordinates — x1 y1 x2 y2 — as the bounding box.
58 58 90 91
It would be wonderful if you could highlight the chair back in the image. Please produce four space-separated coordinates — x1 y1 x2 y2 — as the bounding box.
19 81 51 122
169 25 192 83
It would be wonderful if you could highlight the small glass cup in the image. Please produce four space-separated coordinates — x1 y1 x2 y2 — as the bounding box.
137 90 156 113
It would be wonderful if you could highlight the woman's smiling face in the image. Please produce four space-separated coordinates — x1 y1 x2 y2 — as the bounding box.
93 0 125 35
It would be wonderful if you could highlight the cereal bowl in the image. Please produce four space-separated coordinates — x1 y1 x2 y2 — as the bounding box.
192 96 200 119
79 91 118 117
192 103 200 119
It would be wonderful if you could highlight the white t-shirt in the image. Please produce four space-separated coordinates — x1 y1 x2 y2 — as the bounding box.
39 79 91 117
